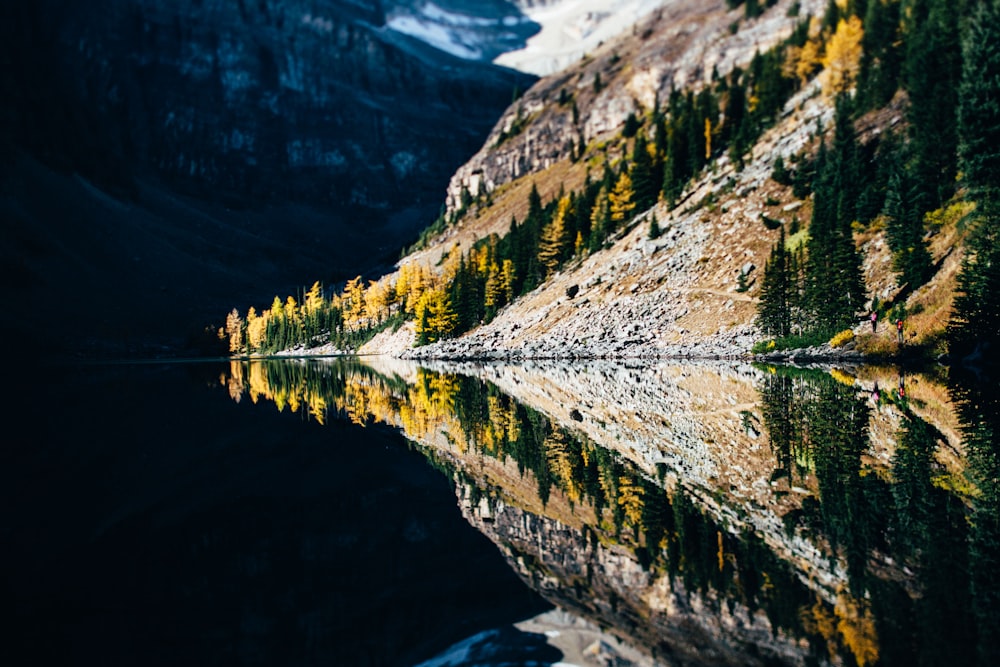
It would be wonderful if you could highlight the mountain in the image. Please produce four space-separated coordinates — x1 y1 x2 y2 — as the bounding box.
1 0 536 357
327 0 987 367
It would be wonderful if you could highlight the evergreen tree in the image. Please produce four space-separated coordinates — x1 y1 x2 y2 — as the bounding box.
757 226 792 337
630 132 659 212
903 0 962 210
857 0 902 110
883 166 933 288
805 101 867 334
950 0 1000 363
957 0 1000 207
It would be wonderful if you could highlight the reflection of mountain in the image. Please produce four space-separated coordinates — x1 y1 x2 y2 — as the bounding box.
224 357 997 665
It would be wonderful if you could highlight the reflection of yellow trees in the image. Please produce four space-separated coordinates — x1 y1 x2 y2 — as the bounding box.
835 593 879 667
226 362 245 403
398 369 465 448
546 431 582 504
227 360 416 430
617 475 645 527
801 592 879 667
246 361 270 405
482 395 513 457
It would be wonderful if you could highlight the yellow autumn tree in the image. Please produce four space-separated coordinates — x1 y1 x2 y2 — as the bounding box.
224 308 243 353
608 171 636 227
500 259 516 304
246 306 267 352
484 260 505 311
414 286 457 344
341 276 365 328
364 279 392 325
617 475 644 526
822 16 864 97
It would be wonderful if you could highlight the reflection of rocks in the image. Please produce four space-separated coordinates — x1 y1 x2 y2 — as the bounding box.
458 486 818 667
225 357 973 666
415 359 847 601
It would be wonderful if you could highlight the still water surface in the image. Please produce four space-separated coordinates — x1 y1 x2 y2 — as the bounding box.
5 356 998 666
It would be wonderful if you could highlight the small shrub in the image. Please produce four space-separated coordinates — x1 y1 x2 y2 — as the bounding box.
752 339 777 354
829 329 855 348
761 213 783 230
648 215 661 239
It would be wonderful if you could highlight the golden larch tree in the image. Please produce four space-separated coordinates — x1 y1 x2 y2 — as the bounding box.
822 16 864 97
608 171 636 227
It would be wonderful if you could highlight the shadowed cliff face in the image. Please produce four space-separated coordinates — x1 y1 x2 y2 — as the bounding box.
6 0 534 211
0 0 535 357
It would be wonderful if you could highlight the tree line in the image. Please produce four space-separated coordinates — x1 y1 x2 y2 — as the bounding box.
220 11 817 354
757 0 1000 366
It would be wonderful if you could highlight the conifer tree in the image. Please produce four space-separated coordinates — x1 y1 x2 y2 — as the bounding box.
608 171 637 229
903 0 961 210
589 188 611 252
883 167 932 288
857 0 902 110
957 0 1000 208
757 226 792 338
805 101 867 334
630 132 658 212
950 0 1000 362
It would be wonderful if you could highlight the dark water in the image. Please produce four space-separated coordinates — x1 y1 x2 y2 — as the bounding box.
3 360 548 667
6 357 1000 667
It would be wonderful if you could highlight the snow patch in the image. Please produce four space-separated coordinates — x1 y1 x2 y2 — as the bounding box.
387 14 483 60
495 0 667 75
386 1 536 62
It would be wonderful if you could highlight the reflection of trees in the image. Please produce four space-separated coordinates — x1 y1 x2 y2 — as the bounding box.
224 359 1000 666
806 374 874 592
226 360 840 658
951 374 1000 667
758 364 999 667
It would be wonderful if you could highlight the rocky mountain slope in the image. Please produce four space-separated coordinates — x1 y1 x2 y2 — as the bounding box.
357 0 963 362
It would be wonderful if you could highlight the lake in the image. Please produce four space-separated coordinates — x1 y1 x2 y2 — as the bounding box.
5 356 998 667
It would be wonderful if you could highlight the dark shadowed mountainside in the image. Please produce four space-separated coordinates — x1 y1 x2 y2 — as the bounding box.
0 0 536 358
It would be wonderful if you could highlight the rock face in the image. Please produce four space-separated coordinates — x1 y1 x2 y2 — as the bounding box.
460 491 816 667
5 0 535 214
443 0 823 212
1 0 536 356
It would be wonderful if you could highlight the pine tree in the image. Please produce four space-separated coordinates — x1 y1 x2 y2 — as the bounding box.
805 103 867 335
883 166 932 289
648 213 661 240
903 0 961 210
630 132 658 211
957 0 1000 208
857 0 902 110
757 226 792 338
949 0 1000 363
